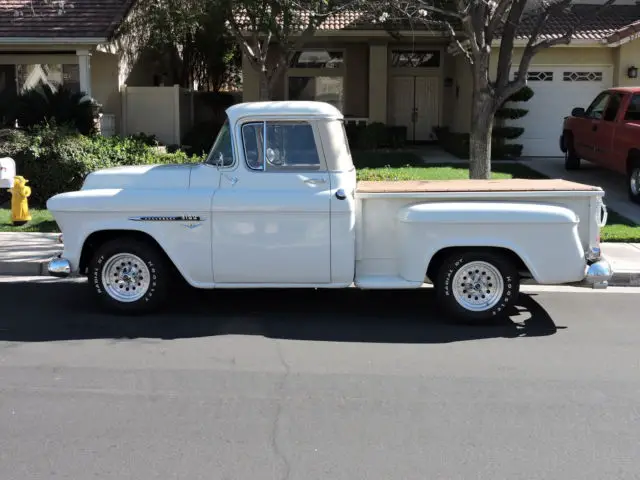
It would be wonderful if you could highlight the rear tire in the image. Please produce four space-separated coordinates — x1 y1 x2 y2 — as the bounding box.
627 158 640 205
435 250 520 323
89 238 171 314
563 133 580 170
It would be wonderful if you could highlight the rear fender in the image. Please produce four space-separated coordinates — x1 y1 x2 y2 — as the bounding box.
395 202 587 284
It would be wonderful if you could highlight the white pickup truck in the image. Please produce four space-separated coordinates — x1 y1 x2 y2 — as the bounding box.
47 101 613 322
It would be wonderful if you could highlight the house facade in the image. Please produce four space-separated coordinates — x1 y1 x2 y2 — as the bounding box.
0 0 191 141
0 0 135 134
241 3 640 157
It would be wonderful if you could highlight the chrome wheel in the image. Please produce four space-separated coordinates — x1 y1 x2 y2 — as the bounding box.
452 261 505 312
101 253 151 303
630 167 640 196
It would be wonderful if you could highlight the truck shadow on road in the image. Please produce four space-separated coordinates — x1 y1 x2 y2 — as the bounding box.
0 280 561 343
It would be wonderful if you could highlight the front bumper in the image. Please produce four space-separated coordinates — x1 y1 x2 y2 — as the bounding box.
48 256 71 278
582 257 613 289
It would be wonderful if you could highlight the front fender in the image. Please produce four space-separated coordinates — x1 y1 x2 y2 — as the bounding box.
395 202 587 284
47 189 214 287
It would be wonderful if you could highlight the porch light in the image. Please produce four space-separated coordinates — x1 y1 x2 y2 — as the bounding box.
628 66 638 79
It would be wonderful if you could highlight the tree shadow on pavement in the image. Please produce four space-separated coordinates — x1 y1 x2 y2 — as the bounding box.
0 279 561 343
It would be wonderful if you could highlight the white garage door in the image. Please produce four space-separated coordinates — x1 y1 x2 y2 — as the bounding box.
508 66 612 157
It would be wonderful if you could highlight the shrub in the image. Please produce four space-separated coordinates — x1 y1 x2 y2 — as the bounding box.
0 124 201 206
6 84 98 135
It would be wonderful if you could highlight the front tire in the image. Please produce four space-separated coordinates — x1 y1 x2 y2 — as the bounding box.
563 133 580 170
435 251 520 323
627 158 640 205
89 238 170 314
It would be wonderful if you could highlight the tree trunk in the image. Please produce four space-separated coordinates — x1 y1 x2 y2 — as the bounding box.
259 72 270 100
469 89 495 179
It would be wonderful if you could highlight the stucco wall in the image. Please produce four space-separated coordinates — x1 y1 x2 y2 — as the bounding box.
615 37 640 87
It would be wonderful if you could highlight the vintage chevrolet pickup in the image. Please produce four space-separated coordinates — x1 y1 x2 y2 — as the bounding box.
47 101 613 321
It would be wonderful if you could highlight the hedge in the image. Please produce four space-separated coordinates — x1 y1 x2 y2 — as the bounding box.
344 122 407 150
0 124 202 206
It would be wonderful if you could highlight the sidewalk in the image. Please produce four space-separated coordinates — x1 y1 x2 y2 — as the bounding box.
0 232 62 276
0 232 638 286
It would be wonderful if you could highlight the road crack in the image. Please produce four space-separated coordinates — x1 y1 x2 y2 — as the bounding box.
272 341 291 480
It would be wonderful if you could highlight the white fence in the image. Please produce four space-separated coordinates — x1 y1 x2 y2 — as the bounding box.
120 85 194 145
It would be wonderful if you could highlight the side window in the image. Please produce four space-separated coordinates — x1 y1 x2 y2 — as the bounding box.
586 92 610 119
205 119 234 167
241 121 321 171
624 94 640 122
242 122 264 170
603 93 623 122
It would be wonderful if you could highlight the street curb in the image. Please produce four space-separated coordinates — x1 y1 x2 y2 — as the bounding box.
609 271 640 287
0 259 50 276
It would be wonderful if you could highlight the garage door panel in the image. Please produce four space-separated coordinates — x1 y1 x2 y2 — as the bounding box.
506 66 612 157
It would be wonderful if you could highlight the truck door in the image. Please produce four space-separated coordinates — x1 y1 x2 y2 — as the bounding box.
593 92 624 168
576 91 612 162
211 119 332 284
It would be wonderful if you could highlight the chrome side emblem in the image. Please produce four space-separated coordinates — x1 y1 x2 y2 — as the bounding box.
182 222 202 229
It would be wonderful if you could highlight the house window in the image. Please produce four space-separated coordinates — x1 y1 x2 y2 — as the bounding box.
391 50 440 68
287 49 345 112
514 71 553 81
288 76 344 111
563 71 603 82
289 50 343 69
16 64 81 93
242 121 321 172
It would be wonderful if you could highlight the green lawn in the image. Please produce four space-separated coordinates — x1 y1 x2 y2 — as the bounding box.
0 154 637 242
0 208 59 233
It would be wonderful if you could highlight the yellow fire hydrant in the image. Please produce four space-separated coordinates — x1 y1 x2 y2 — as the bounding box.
8 176 32 226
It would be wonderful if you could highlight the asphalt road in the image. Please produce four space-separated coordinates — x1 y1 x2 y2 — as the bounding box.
1 277 639 479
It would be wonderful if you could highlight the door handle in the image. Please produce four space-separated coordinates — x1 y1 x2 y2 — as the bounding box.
304 178 326 185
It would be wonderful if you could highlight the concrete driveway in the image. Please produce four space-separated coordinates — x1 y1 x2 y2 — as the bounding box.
519 157 640 224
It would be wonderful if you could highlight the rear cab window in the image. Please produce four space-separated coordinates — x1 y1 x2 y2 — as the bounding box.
624 94 640 123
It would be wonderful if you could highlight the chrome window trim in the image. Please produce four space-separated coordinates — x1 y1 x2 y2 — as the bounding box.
239 119 323 173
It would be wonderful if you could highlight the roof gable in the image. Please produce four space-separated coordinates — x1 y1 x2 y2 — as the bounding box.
0 0 135 40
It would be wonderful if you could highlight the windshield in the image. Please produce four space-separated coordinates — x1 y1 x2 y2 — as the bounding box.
205 119 234 167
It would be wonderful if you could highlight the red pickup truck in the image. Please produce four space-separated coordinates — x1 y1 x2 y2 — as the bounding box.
560 87 640 204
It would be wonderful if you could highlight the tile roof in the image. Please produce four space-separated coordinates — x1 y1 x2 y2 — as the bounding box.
515 4 640 41
237 4 640 42
0 0 135 39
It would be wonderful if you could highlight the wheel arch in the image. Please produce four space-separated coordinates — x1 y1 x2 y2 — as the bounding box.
627 148 640 171
79 229 182 279
426 246 530 283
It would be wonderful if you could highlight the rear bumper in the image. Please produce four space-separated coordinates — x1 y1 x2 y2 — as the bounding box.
48 256 71 278
581 257 613 289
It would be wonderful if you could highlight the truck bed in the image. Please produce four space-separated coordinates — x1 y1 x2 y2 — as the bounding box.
356 178 602 194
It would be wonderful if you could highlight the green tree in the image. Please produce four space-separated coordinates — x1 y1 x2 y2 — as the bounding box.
114 0 239 91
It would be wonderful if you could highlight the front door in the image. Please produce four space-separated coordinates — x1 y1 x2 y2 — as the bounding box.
390 76 439 142
211 119 332 284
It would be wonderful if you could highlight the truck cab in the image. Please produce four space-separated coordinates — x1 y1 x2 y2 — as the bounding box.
560 87 640 203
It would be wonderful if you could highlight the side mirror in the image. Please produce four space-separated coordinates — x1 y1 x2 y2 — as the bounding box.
571 107 586 117
215 152 224 170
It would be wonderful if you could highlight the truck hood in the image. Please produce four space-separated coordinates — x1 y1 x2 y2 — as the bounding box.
81 164 197 190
